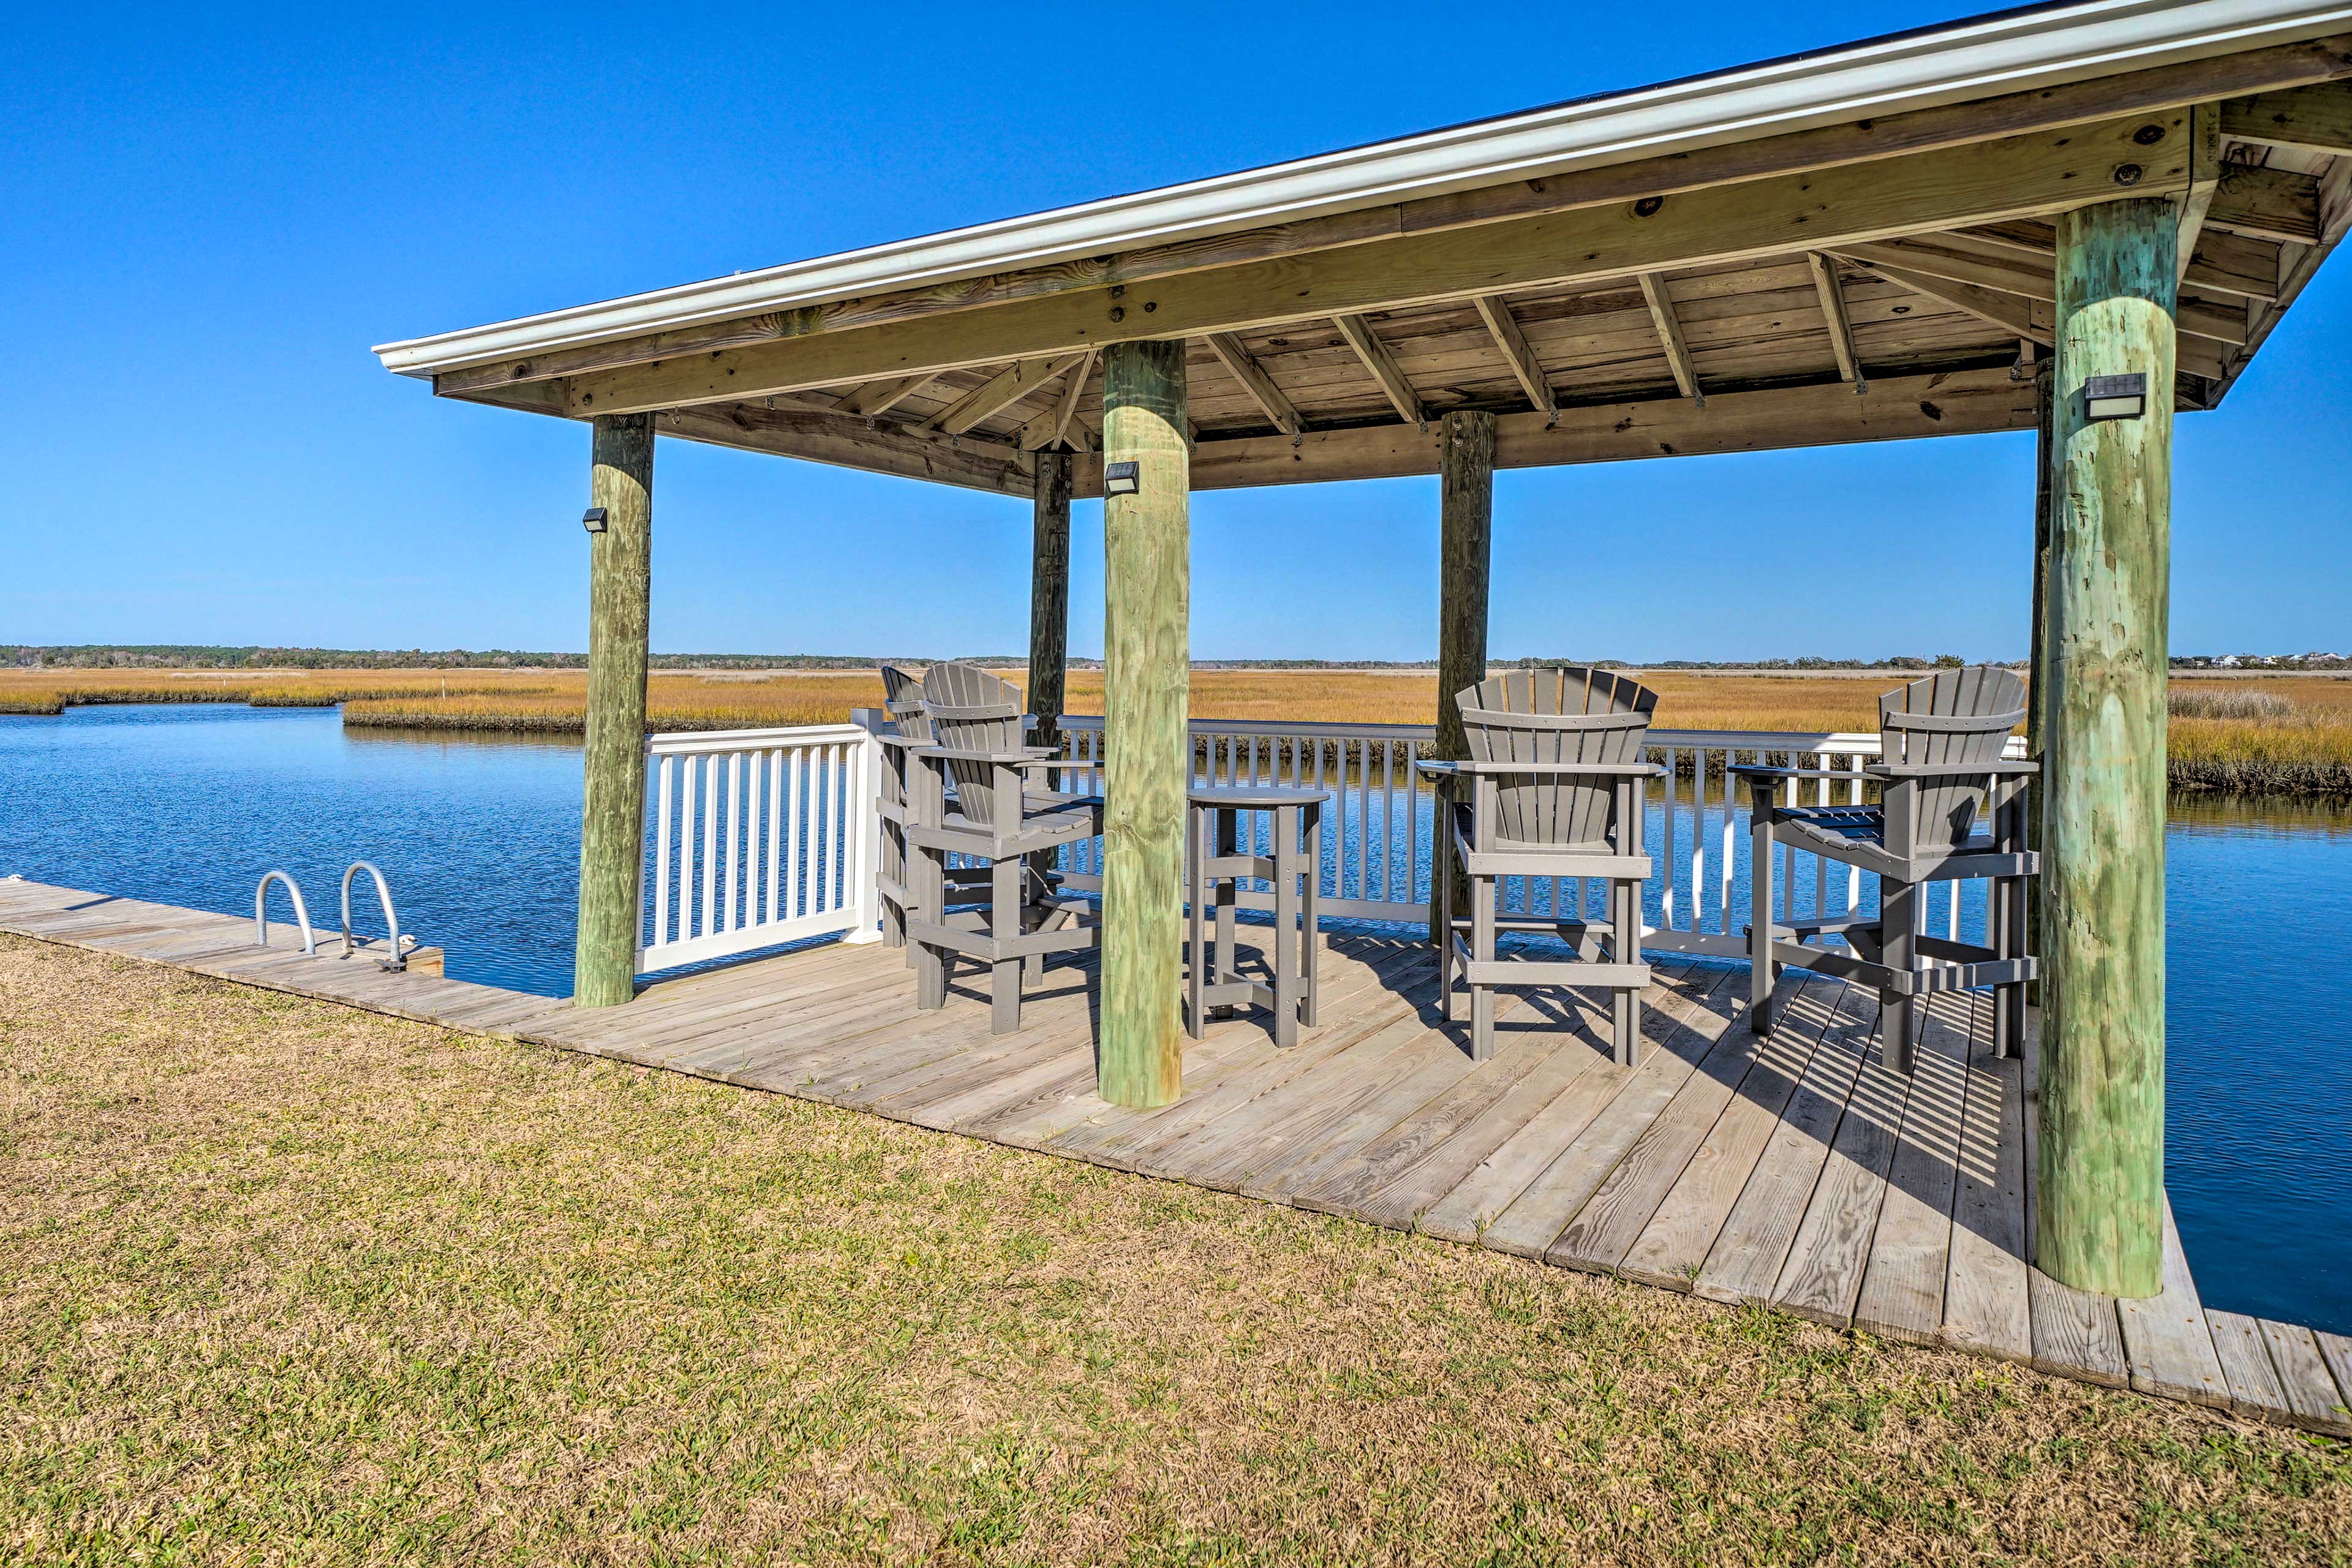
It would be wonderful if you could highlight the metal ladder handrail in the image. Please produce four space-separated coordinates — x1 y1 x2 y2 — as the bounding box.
254 870 317 955
340 861 407 970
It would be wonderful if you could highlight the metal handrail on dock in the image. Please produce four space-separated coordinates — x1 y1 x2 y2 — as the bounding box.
254 870 317 955
339 861 407 970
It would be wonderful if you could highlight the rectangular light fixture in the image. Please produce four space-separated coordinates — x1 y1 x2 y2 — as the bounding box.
1103 461 1140 497
2084 372 2148 422
582 506 609 533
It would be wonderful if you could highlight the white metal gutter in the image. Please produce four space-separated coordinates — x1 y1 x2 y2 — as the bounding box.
374 0 2352 377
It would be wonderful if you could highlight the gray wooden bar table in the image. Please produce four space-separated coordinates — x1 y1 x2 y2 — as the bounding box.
1185 785 1327 1046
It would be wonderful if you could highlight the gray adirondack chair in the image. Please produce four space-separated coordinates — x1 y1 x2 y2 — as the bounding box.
1417 666 1663 1065
907 661 1102 1031
873 664 993 953
1736 666 2038 1072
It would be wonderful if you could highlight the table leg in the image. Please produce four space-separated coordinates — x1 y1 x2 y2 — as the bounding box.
1302 801 1321 1027
1273 803 1300 1047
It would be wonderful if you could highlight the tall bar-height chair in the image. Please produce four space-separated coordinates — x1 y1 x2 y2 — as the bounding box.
907 662 1102 1031
873 664 990 956
1419 666 1662 1065
1737 665 2038 1071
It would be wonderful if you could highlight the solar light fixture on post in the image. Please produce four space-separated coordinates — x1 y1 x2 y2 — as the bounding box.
582 505 609 533
1103 461 1141 497
2082 372 2148 421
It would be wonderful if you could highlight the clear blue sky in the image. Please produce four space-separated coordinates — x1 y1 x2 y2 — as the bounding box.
7 2 2347 663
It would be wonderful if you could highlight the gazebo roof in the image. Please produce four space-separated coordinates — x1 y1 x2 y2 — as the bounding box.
374 0 2352 499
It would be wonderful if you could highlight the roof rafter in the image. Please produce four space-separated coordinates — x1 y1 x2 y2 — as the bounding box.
1805 253 1866 391
927 353 1086 435
1847 254 2054 346
839 372 937 417
1017 347 1099 451
1332 315 1426 426
1471 295 1556 421
1638 274 1703 405
1836 236 2247 343
1202 332 1304 436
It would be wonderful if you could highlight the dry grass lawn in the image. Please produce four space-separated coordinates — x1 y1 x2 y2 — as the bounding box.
2 937 2347 1564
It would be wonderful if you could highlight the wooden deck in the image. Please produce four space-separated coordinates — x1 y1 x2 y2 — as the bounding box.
5 872 2346 1439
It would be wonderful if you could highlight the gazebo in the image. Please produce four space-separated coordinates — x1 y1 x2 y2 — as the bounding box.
374 0 2352 1310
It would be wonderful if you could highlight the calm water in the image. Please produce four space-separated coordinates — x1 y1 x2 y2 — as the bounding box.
1 703 2346 1333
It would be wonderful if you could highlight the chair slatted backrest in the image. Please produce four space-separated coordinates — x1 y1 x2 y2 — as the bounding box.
921 661 1027 829
878 663 932 745
1879 665 2027 849
1456 666 1658 848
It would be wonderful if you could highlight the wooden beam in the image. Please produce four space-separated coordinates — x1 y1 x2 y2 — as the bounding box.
1849 254 2056 344
1061 366 2034 495
1638 274 1703 404
2220 81 2352 153
839 372 936 417
1836 236 2247 344
576 415 654 1009
1015 347 1098 451
1027 451 1072 753
1959 218 2280 300
1202 331 1303 436
660 404 1033 496
1471 295 1556 420
1806 252 1864 390
1097 339 1189 1110
557 111 2195 418
2176 104 2223 287
2206 163 2323 243
2039 195 2176 1302
929 353 1086 434
1332 315 1425 425
439 34 2352 400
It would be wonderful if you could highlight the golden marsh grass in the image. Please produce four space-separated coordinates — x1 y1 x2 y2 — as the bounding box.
6 666 2351 791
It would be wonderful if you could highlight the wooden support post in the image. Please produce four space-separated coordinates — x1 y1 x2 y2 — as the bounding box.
1433 410 1494 939
2038 198 2175 1300
2025 352 2054 1005
1027 450 1072 752
573 413 654 1009
1098 340 1189 1109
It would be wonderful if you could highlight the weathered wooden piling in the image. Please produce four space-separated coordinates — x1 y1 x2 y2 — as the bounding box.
1098 341 1190 1108
2038 197 2175 1300
573 413 654 1009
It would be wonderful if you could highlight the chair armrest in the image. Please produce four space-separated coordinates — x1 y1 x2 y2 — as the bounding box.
1866 760 2040 780
1443 759 1665 777
1415 760 1463 780
911 746 1046 765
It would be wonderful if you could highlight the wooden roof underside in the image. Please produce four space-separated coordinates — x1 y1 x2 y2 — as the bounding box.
435 41 2352 500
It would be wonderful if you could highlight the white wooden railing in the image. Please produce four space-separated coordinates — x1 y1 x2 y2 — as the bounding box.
1054 717 2024 958
636 714 2022 978
638 723 883 974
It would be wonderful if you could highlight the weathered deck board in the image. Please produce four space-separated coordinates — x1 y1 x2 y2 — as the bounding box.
2 876 2339 1436
2258 1318 2352 1435
1939 1003 2033 1363
2118 1199 2231 1409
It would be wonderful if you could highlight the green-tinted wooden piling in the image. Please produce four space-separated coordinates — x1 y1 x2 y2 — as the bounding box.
1433 411 1494 939
2038 198 2175 1300
1098 341 1190 1108
1027 450 1072 752
573 413 655 1009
